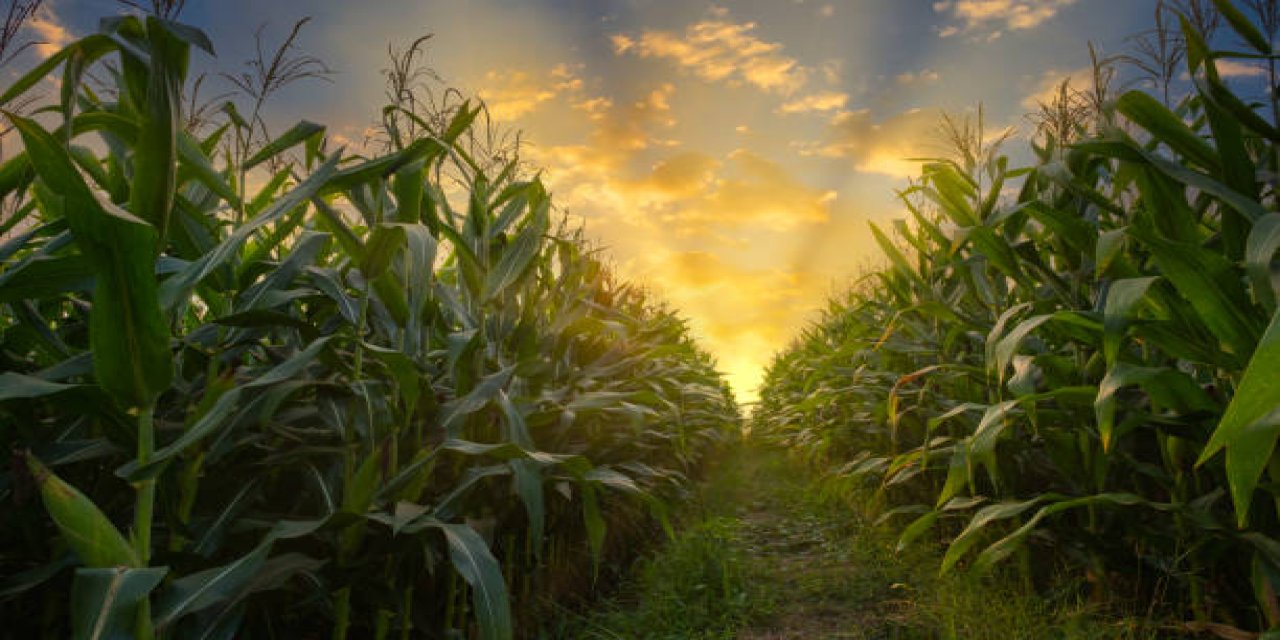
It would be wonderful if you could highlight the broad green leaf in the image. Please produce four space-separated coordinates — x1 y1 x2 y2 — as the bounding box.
177 132 239 207
159 152 340 310
10 114 172 408
1213 0 1272 53
1248 213 1280 312
154 542 272 629
941 497 1046 574
1135 230 1262 363
483 201 548 300
441 365 516 435
0 372 79 401
972 494 1145 574
244 121 325 170
71 567 166 640
1103 277 1158 364
438 522 513 640
1200 308 1280 526
127 17 184 247
1116 90 1220 173
115 389 242 482
244 336 334 388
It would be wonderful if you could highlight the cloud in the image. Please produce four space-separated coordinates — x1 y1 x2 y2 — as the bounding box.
611 7 808 95
28 6 74 59
934 0 1077 39
798 107 944 178
896 68 941 85
778 90 848 114
593 83 678 150
1216 59 1267 78
477 63 584 121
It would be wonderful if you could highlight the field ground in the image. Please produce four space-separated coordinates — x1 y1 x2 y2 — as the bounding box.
559 443 1158 640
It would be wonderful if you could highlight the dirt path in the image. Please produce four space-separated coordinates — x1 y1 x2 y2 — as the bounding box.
570 444 924 639
570 444 1127 639
726 448 905 639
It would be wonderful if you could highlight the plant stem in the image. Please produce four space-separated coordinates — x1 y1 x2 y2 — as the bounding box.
134 403 157 640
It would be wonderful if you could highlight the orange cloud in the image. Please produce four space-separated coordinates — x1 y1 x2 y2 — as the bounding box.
29 6 74 59
612 7 808 95
778 90 849 114
1216 59 1267 78
477 63 584 121
934 0 1077 40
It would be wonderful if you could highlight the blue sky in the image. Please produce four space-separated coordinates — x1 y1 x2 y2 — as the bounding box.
15 0 1263 399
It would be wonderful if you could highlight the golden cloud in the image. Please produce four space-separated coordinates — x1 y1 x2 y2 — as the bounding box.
1215 59 1267 78
778 90 849 114
477 63 585 121
798 107 943 178
934 0 1077 39
29 6 74 59
593 83 678 151
611 7 808 95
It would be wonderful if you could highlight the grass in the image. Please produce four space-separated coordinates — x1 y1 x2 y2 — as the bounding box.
559 443 1155 639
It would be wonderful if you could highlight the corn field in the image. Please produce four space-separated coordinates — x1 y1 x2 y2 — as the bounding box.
0 13 737 640
757 1 1280 633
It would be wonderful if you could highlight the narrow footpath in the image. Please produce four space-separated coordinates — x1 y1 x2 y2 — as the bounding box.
563 443 1111 640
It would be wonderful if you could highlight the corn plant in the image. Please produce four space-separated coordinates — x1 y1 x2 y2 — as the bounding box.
0 10 737 639
758 1 1280 632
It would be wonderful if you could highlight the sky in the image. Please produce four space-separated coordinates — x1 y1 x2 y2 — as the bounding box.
13 0 1264 402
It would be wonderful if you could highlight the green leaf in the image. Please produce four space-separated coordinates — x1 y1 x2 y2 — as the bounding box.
9 113 172 408
1248 213 1280 312
127 17 184 247
0 372 80 401
1135 230 1262 363
941 497 1046 574
244 121 325 170
245 336 334 389
0 253 96 304
154 542 272 629
442 365 516 435
115 389 242 482
159 152 340 309
483 200 548 300
1116 90 1220 173
71 567 167 640
177 131 239 208
1200 307 1280 526
972 494 1145 574
1103 277 1158 364
1213 0 1272 53
0 35 116 108
896 510 939 552
437 522 513 640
